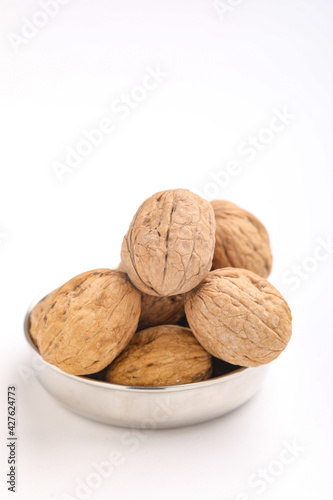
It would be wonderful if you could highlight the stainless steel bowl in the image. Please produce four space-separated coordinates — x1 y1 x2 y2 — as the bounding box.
24 297 268 429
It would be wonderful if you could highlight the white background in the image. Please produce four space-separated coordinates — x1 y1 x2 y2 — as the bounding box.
1 1 333 499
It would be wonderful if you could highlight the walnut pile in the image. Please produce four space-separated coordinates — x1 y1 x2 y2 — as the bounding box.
120 189 216 296
28 188 292 388
105 325 212 386
211 200 272 278
33 269 141 375
185 268 292 367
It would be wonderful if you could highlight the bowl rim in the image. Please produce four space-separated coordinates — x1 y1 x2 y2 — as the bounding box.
24 294 257 394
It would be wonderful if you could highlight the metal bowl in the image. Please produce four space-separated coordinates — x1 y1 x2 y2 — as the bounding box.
24 297 268 429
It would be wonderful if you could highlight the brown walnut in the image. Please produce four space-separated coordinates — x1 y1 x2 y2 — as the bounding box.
105 325 213 386
35 269 141 375
211 200 272 278
138 293 184 330
120 189 216 296
29 288 59 346
185 268 292 367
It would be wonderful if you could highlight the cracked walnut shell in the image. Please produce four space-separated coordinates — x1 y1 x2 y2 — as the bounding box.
120 189 216 296
211 200 272 278
185 268 292 367
105 325 213 386
34 269 141 375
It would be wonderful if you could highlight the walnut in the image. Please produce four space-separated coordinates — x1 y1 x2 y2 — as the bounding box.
185 268 292 367
29 288 59 346
105 325 212 386
35 269 141 375
211 200 272 278
120 189 216 296
138 293 184 330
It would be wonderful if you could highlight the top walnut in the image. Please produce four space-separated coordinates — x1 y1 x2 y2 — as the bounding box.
211 200 272 279
121 189 216 296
